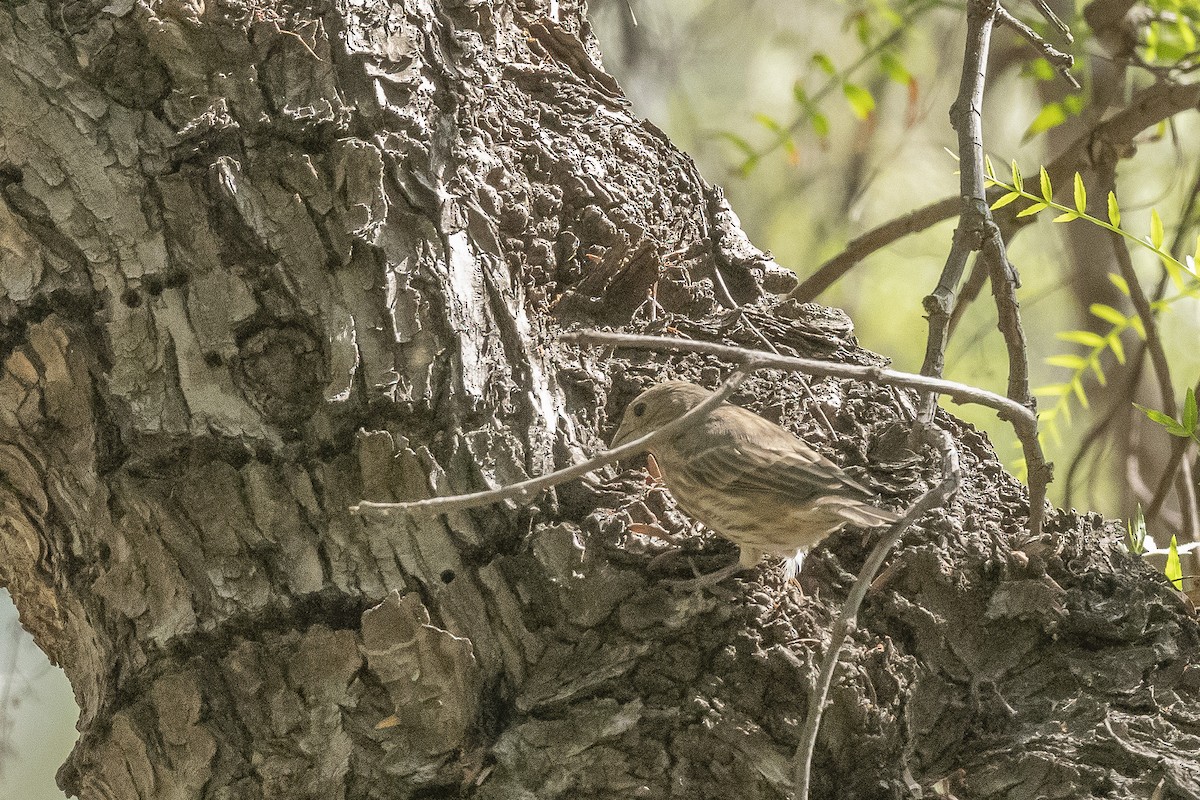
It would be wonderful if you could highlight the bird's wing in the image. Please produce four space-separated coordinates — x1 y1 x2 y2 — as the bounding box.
683 439 867 502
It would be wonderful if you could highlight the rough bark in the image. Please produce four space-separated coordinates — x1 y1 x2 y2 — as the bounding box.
0 1 1197 799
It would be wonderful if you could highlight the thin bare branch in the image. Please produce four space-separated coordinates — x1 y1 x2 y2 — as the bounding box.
785 81 1200 306
912 0 1043 530
1111 226 1200 540
947 255 990 336
983 231 1032 405
918 0 1001 422
565 329 1049 536
1029 0 1075 41
791 426 960 800
997 5 1076 86
787 198 959 303
351 367 754 517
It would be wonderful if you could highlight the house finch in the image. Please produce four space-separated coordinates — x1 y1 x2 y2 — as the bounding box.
610 380 899 585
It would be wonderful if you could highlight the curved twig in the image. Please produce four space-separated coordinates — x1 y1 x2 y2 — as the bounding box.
351 366 755 517
791 426 960 799
787 198 959 303
563 329 1048 537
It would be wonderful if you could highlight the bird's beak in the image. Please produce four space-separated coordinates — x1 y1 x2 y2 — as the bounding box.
609 423 632 450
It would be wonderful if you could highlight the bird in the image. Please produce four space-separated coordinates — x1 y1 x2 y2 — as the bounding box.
609 380 899 587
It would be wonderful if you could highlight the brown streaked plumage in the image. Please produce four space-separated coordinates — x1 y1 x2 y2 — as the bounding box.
611 381 898 584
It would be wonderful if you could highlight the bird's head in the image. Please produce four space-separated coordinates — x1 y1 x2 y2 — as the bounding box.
609 381 714 450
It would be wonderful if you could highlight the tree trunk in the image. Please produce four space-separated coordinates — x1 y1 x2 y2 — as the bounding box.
0 1 1197 798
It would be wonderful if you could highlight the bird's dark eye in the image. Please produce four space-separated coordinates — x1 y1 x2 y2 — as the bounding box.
633 402 647 417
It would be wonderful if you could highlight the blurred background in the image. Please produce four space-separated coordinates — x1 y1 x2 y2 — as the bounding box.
6 0 1200 794
0 593 77 800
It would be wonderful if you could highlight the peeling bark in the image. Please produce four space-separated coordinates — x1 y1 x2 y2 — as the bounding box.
0 1 1197 799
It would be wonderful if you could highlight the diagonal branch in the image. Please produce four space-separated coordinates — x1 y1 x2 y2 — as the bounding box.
996 5 1078 87
787 198 960 303
790 426 960 800
355 330 1047 539
352 367 754 517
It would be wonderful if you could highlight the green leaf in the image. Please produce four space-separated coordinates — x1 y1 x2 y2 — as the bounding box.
842 83 876 119
1074 173 1087 213
853 13 871 45
1040 167 1053 203
1053 211 1079 223
1045 415 1063 447
793 83 810 104
754 113 787 136
1130 315 1147 339
1025 57 1055 80
1108 332 1126 364
1166 535 1184 590
1135 404 1191 436
812 53 837 75
807 110 829 138
1108 273 1130 295
1056 330 1106 348
1162 254 1187 290
716 131 756 159
1090 303 1127 326
1185 386 1198 434
737 155 761 176
1023 102 1067 142
984 154 996 179
1011 161 1023 192
1107 191 1121 227
1072 376 1089 409
1033 383 1070 397
1179 16 1197 51
991 192 1021 209
880 52 912 85
1016 202 1048 218
1046 354 1087 370
1090 358 1106 386
1151 209 1165 250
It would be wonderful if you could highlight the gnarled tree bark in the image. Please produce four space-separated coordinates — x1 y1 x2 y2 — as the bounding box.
0 0 1196 798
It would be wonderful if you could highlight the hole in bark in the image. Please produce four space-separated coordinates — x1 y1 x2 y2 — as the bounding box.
440 570 456 584
121 290 141 308
204 352 224 367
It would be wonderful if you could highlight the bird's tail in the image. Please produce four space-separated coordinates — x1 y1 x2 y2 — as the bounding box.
823 497 901 528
